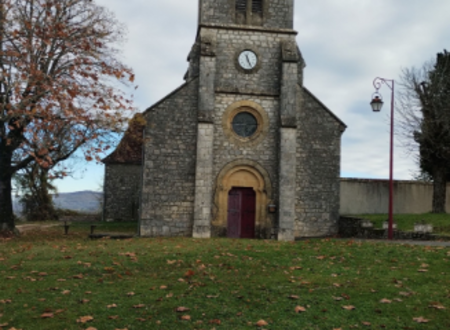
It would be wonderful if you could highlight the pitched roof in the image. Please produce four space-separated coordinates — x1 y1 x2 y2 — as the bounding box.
102 114 146 165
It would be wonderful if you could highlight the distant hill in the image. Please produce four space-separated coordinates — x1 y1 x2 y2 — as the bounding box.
13 191 103 215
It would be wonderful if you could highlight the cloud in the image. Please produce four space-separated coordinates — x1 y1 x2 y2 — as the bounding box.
58 0 450 192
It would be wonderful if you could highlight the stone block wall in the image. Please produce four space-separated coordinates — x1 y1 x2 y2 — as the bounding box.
199 0 294 30
140 80 199 237
295 88 345 237
103 164 141 222
214 29 296 95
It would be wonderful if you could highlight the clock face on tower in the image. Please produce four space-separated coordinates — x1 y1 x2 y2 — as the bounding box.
238 50 258 70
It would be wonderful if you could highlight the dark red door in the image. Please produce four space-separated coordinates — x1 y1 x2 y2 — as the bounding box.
227 188 256 239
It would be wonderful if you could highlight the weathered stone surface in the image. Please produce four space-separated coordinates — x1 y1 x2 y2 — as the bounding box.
295 87 345 238
103 164 141 222
140 79 199 237
199 0 294 30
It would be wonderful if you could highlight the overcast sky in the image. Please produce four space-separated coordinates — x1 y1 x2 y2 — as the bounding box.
55 0 450 193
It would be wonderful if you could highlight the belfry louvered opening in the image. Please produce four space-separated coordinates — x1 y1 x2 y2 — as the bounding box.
236 0 247 13
252 0 263 14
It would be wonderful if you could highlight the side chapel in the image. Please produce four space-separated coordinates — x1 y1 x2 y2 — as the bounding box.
102 0 346 241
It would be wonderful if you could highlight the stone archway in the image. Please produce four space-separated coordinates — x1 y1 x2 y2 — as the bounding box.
212 160 273 238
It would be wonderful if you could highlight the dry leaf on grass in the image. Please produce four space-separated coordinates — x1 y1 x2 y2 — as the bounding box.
133 304 145 309
289 295 299 300
77 316 94 323
209 319 221 325
256 320 268 327
176 307 190 312
108 316 119 320
429 303 445 310
380 299 392 304
41 313 54 319
413 317 429 323
342 305 356 310
107 304 117 308
295 306 306 313
180 315 191 321
126 292 135 296
73 274 84 279
85 328 97 330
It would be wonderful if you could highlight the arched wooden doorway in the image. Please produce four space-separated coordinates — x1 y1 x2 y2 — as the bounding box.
227 187 256 239
213 161 272 238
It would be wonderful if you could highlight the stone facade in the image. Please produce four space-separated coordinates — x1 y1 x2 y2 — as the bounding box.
103 0 346 241
140 80 199 237
103 164 141 222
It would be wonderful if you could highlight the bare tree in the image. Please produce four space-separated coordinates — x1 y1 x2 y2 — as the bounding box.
0 0 135 234
397 50 450 213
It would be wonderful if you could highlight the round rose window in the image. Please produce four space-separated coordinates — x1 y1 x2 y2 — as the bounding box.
232 112 258 138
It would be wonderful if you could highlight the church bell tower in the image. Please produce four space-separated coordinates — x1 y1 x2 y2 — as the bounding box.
189 0 305 241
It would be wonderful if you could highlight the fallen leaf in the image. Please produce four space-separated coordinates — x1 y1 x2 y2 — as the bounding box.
181 315 191 321
176 307 190 312
413 317 429 323
380 299 392 304
184 270 195 277
85 328 97 330
41 313 54 319
160 285 168 289
126 292 135 296
418 269 428 273
77 316 94 323
206 295 219 298
209 319 221 325
73 274 84 279
333 296 344 301
107 304 117 308
80 299 90 304
342 305 356 310
362 322 371 326
167 260 177 265
133 304 145 309
295 306 306 313
108 315 119 320
256 320 268 327
429 303 445 310
289 295 299 300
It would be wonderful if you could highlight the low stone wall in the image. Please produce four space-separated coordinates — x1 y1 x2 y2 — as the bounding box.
340 178 450 214
339 216 447 241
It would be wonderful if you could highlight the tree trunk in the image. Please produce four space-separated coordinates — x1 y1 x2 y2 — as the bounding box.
0 145 14 232
432 165 447 213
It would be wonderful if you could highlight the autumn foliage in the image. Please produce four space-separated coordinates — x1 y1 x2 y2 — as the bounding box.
0 0 135 230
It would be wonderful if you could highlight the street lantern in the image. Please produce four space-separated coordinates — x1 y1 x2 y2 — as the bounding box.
370 95 384 112
371 77 395 240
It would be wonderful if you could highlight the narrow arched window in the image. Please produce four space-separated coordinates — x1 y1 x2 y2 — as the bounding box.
251 0 263 25
236 0 263 26
252 0 263 15
235 0 247 24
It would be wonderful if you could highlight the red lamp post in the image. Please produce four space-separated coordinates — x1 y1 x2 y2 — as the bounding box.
371 77 395 240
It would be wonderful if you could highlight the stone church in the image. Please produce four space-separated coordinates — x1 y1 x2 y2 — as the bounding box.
102 0 346 241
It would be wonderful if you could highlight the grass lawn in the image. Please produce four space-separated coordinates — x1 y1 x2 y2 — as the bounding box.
0 225 449 329
354 214 450 236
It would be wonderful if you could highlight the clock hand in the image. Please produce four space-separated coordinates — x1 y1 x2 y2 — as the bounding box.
246 55 252 67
